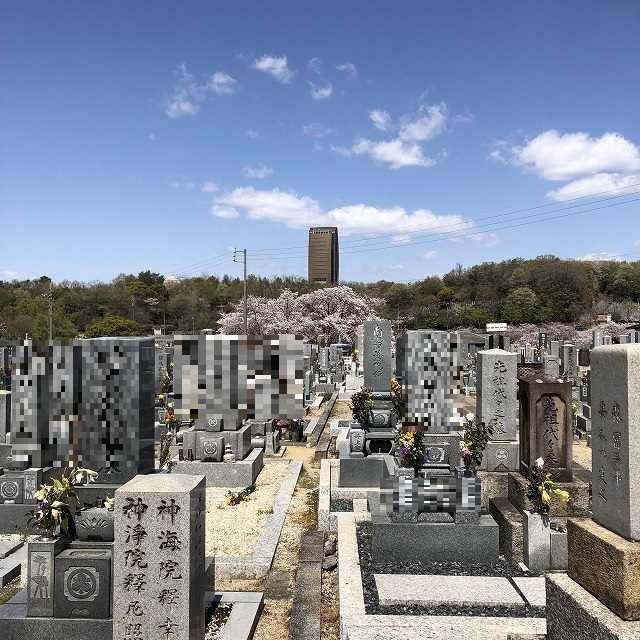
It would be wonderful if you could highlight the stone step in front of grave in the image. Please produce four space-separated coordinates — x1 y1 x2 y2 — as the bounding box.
0 541 27 587
374 574 533 608
343 614 547 639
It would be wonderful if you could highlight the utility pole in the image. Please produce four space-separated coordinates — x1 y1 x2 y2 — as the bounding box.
233 248 248 334
43 282 53 340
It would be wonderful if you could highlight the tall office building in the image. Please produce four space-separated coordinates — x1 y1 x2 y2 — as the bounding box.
308 226 339 284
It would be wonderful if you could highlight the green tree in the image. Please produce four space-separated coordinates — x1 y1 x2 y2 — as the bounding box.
85 315 146 337
32 313 78 340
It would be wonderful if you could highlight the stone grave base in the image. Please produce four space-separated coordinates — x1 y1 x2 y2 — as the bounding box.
371 514 499 563
546 573 640 640
567 518 640 620
0 589 263 640
337 512 547 640
338 455 394 488
172 448 263 487
508 472 590 517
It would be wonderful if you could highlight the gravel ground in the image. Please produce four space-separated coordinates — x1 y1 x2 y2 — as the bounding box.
356 520 545 618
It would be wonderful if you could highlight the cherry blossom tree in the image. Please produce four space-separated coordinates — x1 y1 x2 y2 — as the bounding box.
217 286 384 343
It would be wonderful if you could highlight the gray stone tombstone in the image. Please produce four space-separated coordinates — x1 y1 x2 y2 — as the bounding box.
113 474 206 640
549 340 560 358
518 378 573 482
618 334 631 344
539 331 548 351
320 347 330 372
363 320 392 392
592 330 603 347
303 343 312 358
603 335 613 345
476 349 517 441
562 344 578 378
502 336 511 352
543 355 560 379
0 390 10 442
590 344 640 541
524 343 533 362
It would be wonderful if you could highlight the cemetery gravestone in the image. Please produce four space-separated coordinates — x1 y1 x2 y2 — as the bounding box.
590 344 640 541
113 474 206 640
519 378 573 482
363 320 392 392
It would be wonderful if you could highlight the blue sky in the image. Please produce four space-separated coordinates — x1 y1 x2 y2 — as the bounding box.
2 1 639 285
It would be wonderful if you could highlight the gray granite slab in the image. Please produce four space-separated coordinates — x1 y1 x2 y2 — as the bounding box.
513 576 546 608
374 574 524 608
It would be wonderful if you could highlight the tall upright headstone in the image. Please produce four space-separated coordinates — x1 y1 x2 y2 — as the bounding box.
592 330 603 348
400 331 463 432
476 348 518 471
363 320 392 392
562 344 578 379
590 344 640 541
11 339 155 476
173 334 303 426
476 349 517 440
113 474 206 640
519 378 573 482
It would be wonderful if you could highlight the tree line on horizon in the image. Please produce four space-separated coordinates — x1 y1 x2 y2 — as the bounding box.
0 255 639 340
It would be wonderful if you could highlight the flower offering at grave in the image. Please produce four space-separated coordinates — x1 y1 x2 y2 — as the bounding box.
459 413 494 470
525 457 569 513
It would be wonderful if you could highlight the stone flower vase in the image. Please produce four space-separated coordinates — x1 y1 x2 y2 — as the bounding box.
522 509 551 572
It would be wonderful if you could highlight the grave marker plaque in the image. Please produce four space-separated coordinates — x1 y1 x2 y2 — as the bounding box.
363 320 392 392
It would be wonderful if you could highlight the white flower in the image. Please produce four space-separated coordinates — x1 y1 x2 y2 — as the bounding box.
535 457 545 468
465 413 475 422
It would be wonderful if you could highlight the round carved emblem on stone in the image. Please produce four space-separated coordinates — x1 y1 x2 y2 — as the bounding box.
65 567 98 600
426 447 446 463
495 448 509 461
203 441 218 455
207 418 218 427
0 481 19 499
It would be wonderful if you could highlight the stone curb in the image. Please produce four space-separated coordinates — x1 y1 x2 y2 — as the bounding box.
288 531 324 640
213 459 303 580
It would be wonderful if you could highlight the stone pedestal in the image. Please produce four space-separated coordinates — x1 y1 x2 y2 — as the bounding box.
113 474 206 640
568 518 640 620
522 510 550 572
27 536 68 617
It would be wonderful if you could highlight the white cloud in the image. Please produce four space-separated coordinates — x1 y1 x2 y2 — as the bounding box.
250 55 295 84
470 232 502 247
423 250 439 260
303 123 334 138
242 165 273 179
491 130 640 181
336 62 357 80
206 71 237 95
2 270 18 279
546 173 640 202
201 181 218 193
369 109 392 132
308 58 323 75
171 180 195 189
246 129 262 139
148 133 156 141
391 234 411 245
389 264 405 271
334 102 461 169
209 187 491 247
211 187 323 224
310 83 333 100
165 64 236 118
347 138 436 169
576 252 622 262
